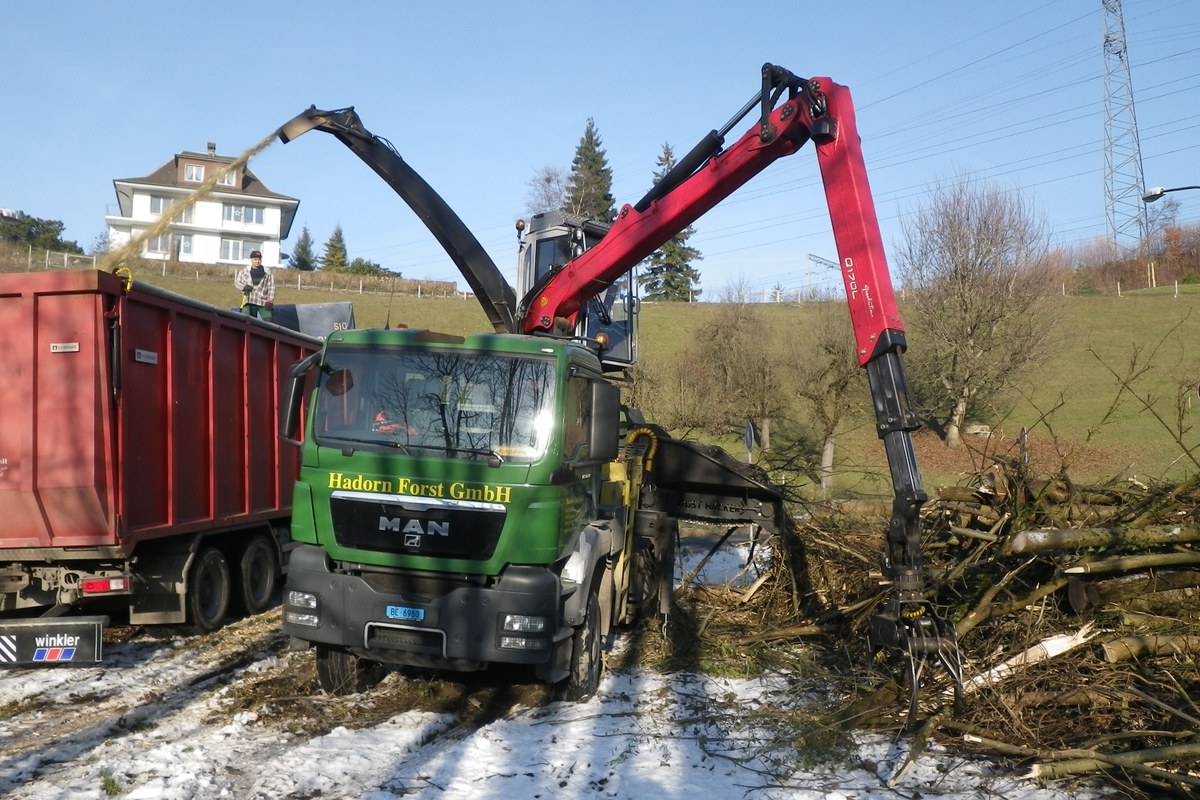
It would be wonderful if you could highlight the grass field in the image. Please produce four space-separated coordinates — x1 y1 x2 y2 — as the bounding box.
64 265 1200 492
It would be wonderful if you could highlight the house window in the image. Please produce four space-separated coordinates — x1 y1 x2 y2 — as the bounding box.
222 203 264 225
217 170 237 187
147 233 171 254
184 164 204 182
220 239 262 261
149 196 193 224
177 234 193 255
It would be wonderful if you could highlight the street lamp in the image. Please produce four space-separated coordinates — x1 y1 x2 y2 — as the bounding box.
1143 185 1200 203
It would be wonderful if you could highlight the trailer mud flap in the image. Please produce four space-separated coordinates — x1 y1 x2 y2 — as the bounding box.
0 616 107 665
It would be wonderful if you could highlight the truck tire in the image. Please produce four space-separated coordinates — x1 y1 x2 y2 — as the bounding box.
237 534 280 616
560 588 602 701
315 644 387 696
188 547 231 633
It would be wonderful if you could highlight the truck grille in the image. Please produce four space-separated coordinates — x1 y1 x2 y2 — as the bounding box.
330 496 505 559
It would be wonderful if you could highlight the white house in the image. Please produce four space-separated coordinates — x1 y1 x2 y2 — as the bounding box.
106 142 299 268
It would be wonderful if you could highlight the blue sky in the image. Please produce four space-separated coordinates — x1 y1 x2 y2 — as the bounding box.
3 1 1197 299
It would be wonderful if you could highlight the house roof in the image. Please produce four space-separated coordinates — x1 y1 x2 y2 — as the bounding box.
113 149 300 238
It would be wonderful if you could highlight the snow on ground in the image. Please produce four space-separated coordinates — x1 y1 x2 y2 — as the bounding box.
0 538 1113 799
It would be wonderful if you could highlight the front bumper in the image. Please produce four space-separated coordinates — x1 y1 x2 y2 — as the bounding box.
282 544 570 671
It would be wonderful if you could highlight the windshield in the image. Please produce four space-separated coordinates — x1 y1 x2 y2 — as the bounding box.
313 347 556 462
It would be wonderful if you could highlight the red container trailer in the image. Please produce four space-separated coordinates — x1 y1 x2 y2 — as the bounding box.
0 270 318 662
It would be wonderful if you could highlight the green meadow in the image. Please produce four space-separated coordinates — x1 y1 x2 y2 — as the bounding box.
116 270 1200 492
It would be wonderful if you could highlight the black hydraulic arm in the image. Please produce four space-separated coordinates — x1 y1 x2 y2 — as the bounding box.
277 106 517 334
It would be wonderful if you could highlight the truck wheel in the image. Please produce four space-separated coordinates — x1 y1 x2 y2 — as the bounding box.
315 644 387 696
188 547 231 633
237 534 280 615
561 588 602 701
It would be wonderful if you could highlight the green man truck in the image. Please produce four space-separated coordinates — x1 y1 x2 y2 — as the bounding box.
276 63 964 714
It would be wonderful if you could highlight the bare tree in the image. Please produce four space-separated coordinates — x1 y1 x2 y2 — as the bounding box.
525 166 568 218
718 275 756 304
896 175 1061 448
788 302 865 492
704 295 792 451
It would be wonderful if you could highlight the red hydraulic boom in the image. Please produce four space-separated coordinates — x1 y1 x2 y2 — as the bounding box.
518 64 964 723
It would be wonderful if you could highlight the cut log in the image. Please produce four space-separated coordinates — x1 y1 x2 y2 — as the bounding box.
1067 570 1200 613
1064 551 1200 575
1101 634 1200 662
1008 525 1200 554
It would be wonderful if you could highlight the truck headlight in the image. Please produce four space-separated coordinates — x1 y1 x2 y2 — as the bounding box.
499 635 549 651
284 610 320 627
287 590 318 609
285 590 320 627
502 614 547 633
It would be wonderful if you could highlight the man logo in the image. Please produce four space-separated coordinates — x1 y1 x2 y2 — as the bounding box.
378 517 450 536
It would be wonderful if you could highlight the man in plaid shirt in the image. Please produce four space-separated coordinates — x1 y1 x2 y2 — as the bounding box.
234 250 275 322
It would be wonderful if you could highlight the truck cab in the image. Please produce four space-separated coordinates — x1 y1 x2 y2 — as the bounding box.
516 211 638 371
280 327 641 697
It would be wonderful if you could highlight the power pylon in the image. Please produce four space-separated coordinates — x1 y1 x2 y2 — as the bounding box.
1103 0 1148 254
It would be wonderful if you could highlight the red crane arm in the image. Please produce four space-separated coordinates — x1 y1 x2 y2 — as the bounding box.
518 75 906 364
812 80 906 366
519 74 824 334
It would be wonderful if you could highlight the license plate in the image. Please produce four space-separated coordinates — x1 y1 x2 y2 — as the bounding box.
385 605 425 622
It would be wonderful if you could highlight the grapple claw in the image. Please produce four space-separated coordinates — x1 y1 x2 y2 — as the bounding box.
870 598 964 730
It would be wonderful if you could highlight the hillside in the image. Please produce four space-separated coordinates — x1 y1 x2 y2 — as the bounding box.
10 259 1200 487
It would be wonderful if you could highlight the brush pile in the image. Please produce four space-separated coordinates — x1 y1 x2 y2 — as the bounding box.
710 459 1200 797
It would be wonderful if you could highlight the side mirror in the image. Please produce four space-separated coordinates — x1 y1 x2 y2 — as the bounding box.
281 351 321 445
588 381 620 463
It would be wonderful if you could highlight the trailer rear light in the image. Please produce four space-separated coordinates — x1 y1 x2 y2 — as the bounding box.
499 635 549 651
80 577 130 594
502 614 547 633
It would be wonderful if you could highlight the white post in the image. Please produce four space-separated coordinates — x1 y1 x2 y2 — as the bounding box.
1117 281 1122 297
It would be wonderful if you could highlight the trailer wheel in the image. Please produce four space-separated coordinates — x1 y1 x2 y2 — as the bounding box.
315 645 387 695
237 534 280 616
188 547 231 633
560 588 602 701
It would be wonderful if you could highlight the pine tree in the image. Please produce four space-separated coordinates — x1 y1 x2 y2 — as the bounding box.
564 118 616 222
289 225 317 271
319 224 349 273
638 143 702 301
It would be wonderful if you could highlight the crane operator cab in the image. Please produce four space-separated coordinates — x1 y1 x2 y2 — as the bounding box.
516 211 638 372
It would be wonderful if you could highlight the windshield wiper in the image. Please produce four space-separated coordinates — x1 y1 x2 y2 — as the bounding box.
318 433 409 454
449 446 505 468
